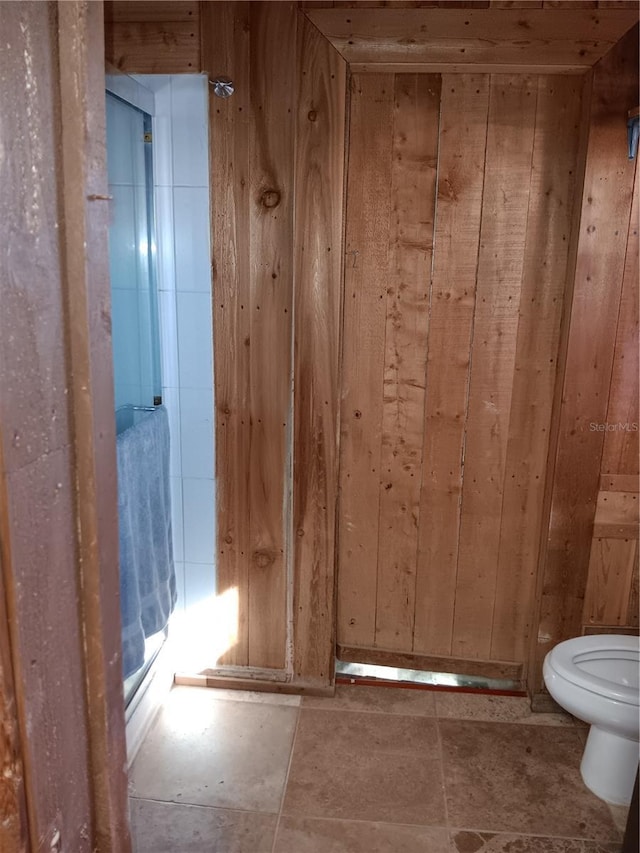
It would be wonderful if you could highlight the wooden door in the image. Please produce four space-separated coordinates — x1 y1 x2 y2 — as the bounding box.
337 71 586 678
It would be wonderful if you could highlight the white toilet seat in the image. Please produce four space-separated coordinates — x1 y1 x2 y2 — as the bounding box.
543 634 639 805
547 635 639 706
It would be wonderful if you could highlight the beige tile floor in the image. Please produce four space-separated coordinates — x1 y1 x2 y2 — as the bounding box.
129 685 628 852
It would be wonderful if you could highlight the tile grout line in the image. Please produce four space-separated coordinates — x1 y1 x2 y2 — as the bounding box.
434 714 452 846
447 824 624 845
271 702 303 853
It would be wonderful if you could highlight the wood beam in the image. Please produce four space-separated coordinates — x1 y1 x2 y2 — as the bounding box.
292 13 347 688
306 8 638 70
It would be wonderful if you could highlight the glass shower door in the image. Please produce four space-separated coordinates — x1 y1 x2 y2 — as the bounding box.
106 86 174 706
106 91 161 430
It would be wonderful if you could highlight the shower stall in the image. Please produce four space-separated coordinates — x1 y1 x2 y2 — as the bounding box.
105 76 176 705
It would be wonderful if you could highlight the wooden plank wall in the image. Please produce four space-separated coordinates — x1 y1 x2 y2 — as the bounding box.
530 26 639 692
203 2 296 671
104 2 638 690
338 69 584 673
104 1 201 72
582 164 639 632
201 2 346 683
102 2 640 76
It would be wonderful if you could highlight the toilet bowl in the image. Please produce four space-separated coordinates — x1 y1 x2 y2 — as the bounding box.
543 634 640 806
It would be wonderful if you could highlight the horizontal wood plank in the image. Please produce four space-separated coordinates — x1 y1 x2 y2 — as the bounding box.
600 474 640 492
105 21 200 72
306 8 638 68
593 491 640 538
338 644 524 681
350 62 587 73
104 1 199 22
583 537 638 625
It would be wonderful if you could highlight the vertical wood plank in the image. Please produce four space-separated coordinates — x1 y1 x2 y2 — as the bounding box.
203 0 251 665
58 3 132 847
490 75 584 662
0 3 126 847
0 444 29 853
532 26 638 691
627 548 639 627
452 75 538 661
374 74 440 651
413 74 489 657
292 15 347 685
247 1 296 669
583 538 638 625
338 74 394 649
601 166 639 477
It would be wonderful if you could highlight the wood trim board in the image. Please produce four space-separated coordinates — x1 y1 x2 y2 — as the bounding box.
305 8 639 70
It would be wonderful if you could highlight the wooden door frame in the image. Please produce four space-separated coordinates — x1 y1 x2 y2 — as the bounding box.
307 8 638 693
1 2 131 849
57 3 132 846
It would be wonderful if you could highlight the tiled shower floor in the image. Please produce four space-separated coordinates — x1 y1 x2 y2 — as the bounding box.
128 685 629 852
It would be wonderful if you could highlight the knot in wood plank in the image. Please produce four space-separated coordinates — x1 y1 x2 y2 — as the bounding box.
253 549 276 569
260 188 281 209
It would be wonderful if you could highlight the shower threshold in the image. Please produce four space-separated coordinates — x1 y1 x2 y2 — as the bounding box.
124 628 167 709
335 659 523 695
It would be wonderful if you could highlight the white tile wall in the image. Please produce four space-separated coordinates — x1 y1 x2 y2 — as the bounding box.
176 291 214 389
173 561 186 615
173 187 212 292
162 386 182 479
170 475 184 562
183 478 216 565
135 74 215 624
184 563 216 611
179 387 214 480
170 76 209 187
154 186 176 290
158 290 180 394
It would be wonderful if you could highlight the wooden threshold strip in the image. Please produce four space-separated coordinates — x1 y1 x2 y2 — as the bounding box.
174 672 334 697
337 645 523 683
336 676 526 698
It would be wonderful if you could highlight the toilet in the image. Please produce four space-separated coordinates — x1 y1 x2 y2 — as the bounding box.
543 634 640 806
